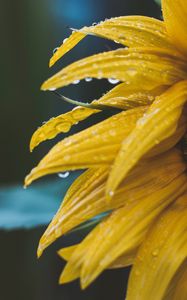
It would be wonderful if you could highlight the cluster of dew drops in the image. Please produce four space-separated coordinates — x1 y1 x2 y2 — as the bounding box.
52 29 121 87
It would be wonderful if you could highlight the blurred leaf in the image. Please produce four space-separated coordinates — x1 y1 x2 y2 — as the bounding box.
0 172 80 229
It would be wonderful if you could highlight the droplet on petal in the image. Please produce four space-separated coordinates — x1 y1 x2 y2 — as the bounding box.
108 78 120 84
73 80 80 85
63 38 68 44
58 171 70 178
85 77 93 82
53 47 59 54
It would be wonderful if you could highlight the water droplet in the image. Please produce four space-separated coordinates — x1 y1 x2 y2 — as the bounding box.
114 40 120 44
63 38 68 44
49 87 56 91
64 155 71 161
109 129 116 136
73 79 80 85
58 171 70 178
126 68 137 77
109 190 114 197
92 22 97 26
53 47 59 54
108 78 120 84
152 249 159 257
85 77 92 82
97 70 103 79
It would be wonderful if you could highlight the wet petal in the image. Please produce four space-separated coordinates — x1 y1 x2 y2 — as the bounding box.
49 16 178 67
37 148 185 257
106 80 187 197
30 106 99 152
37 167 108 257
25 106 147 186
41 48 187 91
61 171 187 288
126 192 187 300
49 31 85 67
30 84 167 151
162 0 187 55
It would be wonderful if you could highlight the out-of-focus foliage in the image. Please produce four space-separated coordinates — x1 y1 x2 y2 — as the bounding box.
0 175 79 229
0 172 107 230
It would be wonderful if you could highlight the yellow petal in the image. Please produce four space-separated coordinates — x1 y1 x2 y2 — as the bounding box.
106 80 187 197
79 174 187 288
80 16 177 50
25 106 147 186
49 16 179 67
172 267 187 300
58 243 136 283
30 84 167 151
29 106 99 152
41 48 187 91
162 0 187 55
126 192 187 300
97 84 167 109
37 167 108 257
37 148 185 257
49 31 85 67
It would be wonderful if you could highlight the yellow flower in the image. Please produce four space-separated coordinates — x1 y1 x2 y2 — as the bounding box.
25 0 187 299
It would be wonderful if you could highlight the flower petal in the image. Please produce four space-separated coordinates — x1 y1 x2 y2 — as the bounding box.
106 80 187 198
30 84 167 151
162 0 187 55
126 192 187 300
61 170 187 288
41 48 187 91
37 148 185 257
37 167 108 257
49 16 178 67
25 106 147 186
80 16 176 50
29 106 99 152
49 31 85 67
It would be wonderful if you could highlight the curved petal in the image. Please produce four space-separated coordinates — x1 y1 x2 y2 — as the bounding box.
172 265 187 300
37 148 185 257
126 192 187 300
106 80 187 198
30 84 167 151
49 16 178 67
25 106 147 186
41 48 187 91
29 106 99 152
37 167 108 257
60 171 187 288
37 148 185 258
58 244 136 282
162 0 187 55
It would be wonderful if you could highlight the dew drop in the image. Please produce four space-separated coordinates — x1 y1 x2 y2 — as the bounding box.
73 79 80 84
53 47 59 54
114 40 120 44
126 68 138 77
92 22 97 26
49 87 57 91
85 77 93 82
63 38 68 44
58 171 70 178
152 249 159 257
108 78 120 84
109 190 114 197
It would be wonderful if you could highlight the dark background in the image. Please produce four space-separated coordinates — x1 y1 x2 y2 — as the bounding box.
1 1 160 299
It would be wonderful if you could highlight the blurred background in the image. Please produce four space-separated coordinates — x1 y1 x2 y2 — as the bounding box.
1 0 161 299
